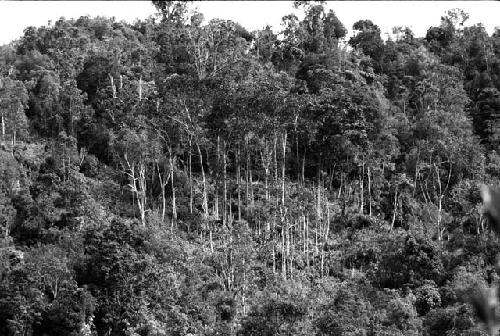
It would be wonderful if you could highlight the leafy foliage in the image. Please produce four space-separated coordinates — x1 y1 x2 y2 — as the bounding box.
0 4 498 335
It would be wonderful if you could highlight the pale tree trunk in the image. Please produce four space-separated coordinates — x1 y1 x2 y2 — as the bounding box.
237 143 241 222
242 263 247 314
245 136 250 214
195 142 208 218
229 194 233 222
124 155 147 226
11 129 15 156
273 135 279 234
296 130 300 184
223 140 228 226
281 132 287 280
390 187 398 231
260 138 271 203
437 195 443 241
273 134 278 196
414 151 419 197
156 161 171 223
316 167 322 221
367 166 372 216
137 162 147 226
4 216 9 239
169 149 177 231
359 161 364 215
1 111 5 146
302 214 306 256
209 229 214 253
282 220 286 280
289 223 294 279
338 172 343 199
196 142 214 252
435 163 443 241
315 214 318 255
215 136 220 219
188 137 193 214
305 216 309 269
434 162 452 242
249 162 254 218
109 74 116 98
281 132 287 207
138 76 142 101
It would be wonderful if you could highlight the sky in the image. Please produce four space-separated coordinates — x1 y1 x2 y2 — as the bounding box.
0 1 499 46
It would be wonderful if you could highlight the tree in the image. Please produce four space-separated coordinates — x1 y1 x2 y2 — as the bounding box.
349 20 384 72
185 16 251 80
0 76 29 150
113 125 153 226
152 1 191 24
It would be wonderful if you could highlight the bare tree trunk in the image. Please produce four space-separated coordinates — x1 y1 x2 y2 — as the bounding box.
367 166 372 216
156 160 170 223
124 155 147 226
261 138 271 203
414 151 419 197
359 161 364 215
138 76 142 101
282 221 286 280
338 172 343 199
302 214 306 255
305 216 309 269
274 134 278 196
317 167 322 221
188 137 193 214
210 229 213 253
161 174 167 223
289 223 294 279
281 132 287 207
434 163 445 241
315 215 318 254
138 162 147 226
169 148 177 231
215 136 220 219
390 187 398 231
223 140 227 226
437 195 443 241
109 74 116 98
249 164 254 216
242 263 247 314
229 194 233 223
264 168 269 202
237 143 241 222
281 132 287 281
245 136 249 213
11 129 16 156
1 112 4 146
196 142 208 218
296 130 300 184
272 244 276 274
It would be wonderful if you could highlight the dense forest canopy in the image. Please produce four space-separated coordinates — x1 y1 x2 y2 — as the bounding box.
1 1 500 335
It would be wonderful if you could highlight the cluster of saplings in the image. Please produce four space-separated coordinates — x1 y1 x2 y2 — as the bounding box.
2 1 500 335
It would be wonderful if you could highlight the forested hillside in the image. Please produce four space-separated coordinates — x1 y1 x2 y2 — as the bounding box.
1 1 500 335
